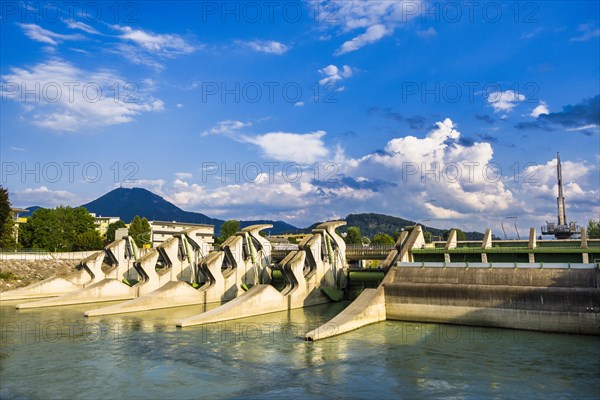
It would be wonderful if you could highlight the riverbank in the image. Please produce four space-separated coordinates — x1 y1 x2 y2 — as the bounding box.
0 260 80 292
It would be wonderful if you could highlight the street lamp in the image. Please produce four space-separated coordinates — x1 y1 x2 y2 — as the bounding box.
502 216 520 240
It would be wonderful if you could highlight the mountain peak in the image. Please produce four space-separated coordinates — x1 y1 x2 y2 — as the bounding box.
79 187 300 234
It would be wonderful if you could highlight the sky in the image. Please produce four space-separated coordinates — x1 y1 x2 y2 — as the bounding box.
1 0 599 235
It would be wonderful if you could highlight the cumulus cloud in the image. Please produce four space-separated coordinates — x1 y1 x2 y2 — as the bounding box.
487 90 525 112
318 64 353 86
244 131 330 164
125 118 598 232
0 59 164 132
13 186 79 207
517 95 600 134
530 101 549 117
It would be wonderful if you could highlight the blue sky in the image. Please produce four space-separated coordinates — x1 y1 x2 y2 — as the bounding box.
1 0 599 234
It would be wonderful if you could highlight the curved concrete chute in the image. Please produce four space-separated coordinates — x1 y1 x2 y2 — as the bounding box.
177 221 348 328
85 224 271 317
304 225 424 341
16 235 185 309
1 244 111 302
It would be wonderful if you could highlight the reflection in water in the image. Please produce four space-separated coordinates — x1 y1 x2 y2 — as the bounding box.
1 302 599 399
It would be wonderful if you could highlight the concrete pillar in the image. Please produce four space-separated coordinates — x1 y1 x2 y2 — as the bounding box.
528 228 536 263
580 227 589 263
444 229 456 263
481 229 492 263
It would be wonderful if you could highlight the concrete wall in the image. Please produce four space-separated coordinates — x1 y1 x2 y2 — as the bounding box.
384 266 600 335
0 251 97 261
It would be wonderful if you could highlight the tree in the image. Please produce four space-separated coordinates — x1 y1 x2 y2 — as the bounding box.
372 233 395 245
106 220 127 243
423 231 433 243
0 186 15 248
588 220 600 239
217 220 240 245
443 228 466 241
129 215 151 247
18 206 97 251
344 226 362 245
74 230 104 251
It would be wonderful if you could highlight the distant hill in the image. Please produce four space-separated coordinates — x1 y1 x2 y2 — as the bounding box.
79 187 299 235
306 213 487 241
19 206 43 217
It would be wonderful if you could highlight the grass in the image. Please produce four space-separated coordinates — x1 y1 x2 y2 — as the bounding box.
0 271 19 281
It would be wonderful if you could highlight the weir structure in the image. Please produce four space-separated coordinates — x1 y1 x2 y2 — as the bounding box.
0 237 139 301
84 224 272 316
16 228 212 309
177 221 347 327
305 225 600 341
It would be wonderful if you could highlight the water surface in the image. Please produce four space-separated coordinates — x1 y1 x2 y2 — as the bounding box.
1 301 598 399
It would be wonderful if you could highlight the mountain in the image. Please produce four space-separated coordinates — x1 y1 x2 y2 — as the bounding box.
19 206 43 217
80 188 299 235
305 213 488 241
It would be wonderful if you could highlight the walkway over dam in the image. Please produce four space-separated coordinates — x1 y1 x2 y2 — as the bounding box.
272 244 394 262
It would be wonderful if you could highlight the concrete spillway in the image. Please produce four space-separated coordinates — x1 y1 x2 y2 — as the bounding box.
177 221 347 327
1 237 137 302
85 224 272 316
305 225 600 340
17 229 208 310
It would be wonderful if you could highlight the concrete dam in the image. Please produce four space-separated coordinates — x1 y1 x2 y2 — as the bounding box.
1 223 598 340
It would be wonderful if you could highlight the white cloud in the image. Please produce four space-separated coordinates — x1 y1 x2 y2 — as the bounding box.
336 24 390 55
294 101 305 107
244 131 330 164
176 103 184 108
312 1 422 55
63 19 100 35
122 118 599 231
416 27 437 38
201 120 252 136
175 172 193 179
113 25 199 56
570 24 600 42
19 23 85 46
9 146 26 152
530 101 549 118
14 186 79 207
1 59 164 132
240 40 289 55
318 64 353 86
487 90 525 112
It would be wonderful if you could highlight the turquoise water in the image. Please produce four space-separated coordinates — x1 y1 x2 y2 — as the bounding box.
1 301 599 399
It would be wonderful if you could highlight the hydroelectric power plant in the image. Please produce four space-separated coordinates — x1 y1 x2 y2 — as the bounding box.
1 157 598 399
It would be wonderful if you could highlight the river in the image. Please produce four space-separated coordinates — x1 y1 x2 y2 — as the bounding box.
1 301 599 399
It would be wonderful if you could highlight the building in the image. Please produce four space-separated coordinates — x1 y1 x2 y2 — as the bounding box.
89 213 121 238
9 208 29 246
149 220 214 247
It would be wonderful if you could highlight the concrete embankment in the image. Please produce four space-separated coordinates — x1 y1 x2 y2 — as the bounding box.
306 263 599 341
305 286 386 341
384 265 599 335
0 260 79 293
